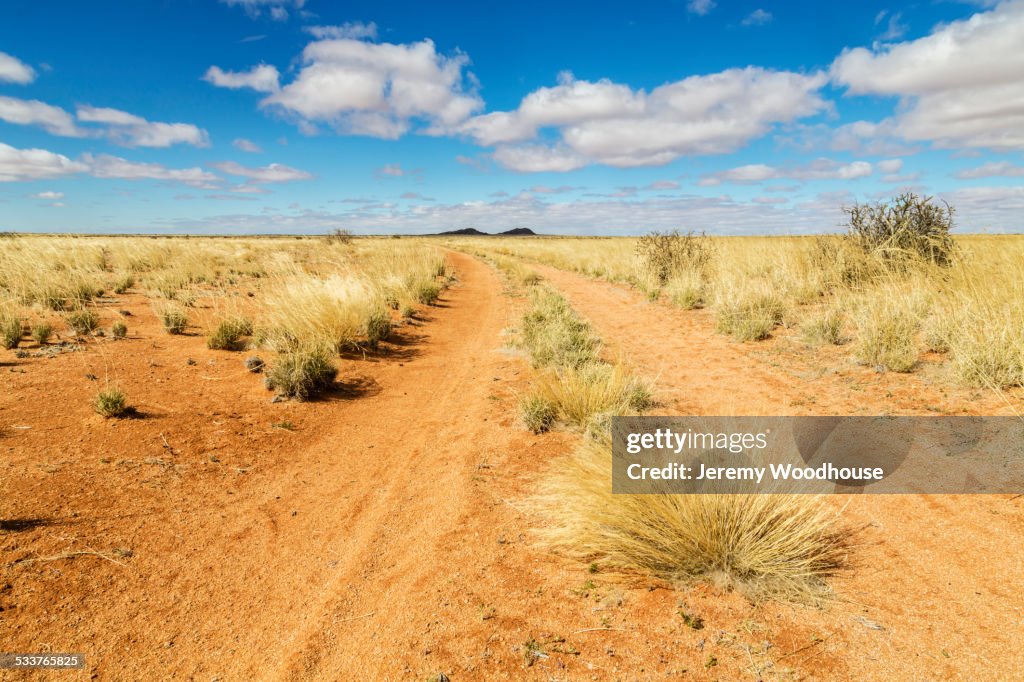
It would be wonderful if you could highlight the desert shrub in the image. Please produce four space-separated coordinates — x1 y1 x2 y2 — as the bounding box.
113 275 134 294
536 436 846 602
520 393 557 433
362 307 392 348
31 322 53 345
0 310 21 349
207 316 253 350
534 364 653 429
416 282 441 305
802 309 845 346
325 228 353 245
111 320 128 339
157 305 188 334
715 289 784 342
93 386 129 418
265 346 338 400
635 230 712 286
845 193 956 267
66 308 100 335
520 287 600 369
853 300 919 372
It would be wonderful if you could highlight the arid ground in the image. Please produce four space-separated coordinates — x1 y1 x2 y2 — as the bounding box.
2 247 1023 681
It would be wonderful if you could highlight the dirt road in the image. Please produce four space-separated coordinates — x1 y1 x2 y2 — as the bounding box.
2 251 1023 681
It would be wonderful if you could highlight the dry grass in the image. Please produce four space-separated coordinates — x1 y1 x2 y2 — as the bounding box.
536 436 847 602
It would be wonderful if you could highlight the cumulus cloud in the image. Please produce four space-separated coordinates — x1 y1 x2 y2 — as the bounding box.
832 1 1024 151
0 51 35 84
0 143 87 181
303 22 378 40
76 105 209 148
29 190 64 199
203 64 281 93
955 161 1024 178
212 160 312 183
84 154 220 188
465 69 828 171
257 38 482 139
0 96 85 137
877 158 903 174
742 9 773 26
704 158 873 184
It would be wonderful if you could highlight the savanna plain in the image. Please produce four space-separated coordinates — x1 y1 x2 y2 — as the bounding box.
1 221 1023 680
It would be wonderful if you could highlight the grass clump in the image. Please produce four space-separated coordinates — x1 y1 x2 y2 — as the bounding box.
112 275 134 294
536 436 846 602
520 287 600 369
207 316 253 350
853 300 919 372
635 230 712 287
111 320 128 339
31 321 53 345
0 310 22 349
415 282 442 305
66 308 100 335
265 346 338 401
533 364 653 429
664 272 705 310
519 393 557 433
715 289 784 342
802 309 845 346
157 305 188 334
363 307 392 348
93 386 129 418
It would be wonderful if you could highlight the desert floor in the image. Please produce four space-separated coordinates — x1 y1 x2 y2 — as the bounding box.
1 250 1022 681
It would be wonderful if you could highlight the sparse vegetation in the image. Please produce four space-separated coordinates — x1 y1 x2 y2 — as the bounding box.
845 192 956 267
157 305 188 335
519 393 557 433
0 309 22 349
111 320 128 339
31 321 53 345
265 346 338 400
93 385 129 418
207 316 253 350
66 308 100 335
536 435 846 602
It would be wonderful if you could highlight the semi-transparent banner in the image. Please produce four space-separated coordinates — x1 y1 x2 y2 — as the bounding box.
611 416 1024 494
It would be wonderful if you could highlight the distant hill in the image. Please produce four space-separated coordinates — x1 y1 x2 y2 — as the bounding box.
432 227 538 236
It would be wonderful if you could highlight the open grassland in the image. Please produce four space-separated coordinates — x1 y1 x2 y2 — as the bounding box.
0 234 451 402
450 234 1024 393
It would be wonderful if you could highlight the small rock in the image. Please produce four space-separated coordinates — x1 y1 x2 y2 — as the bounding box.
245 356 265 373
186 358 197 366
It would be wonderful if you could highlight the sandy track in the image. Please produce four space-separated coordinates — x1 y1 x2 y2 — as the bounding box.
531 262 1024 681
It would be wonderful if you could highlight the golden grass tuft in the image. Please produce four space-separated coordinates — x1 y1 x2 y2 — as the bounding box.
535 436 847 602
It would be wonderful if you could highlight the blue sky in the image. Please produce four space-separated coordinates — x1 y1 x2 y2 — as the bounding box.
1 0 1022 234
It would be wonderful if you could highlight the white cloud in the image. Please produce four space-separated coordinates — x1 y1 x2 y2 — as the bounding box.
687 0 716 16
0 96 85 137
76 105 209 148
876 11 908 41
832 1 1024 151
203 64 281 93
259 38 482 139
707 158 874 184
0 142 87 182
955 161 1024 178
84 154 220 188
233 138 262 153
303 22 378 40
742 9 773 26
219 0 304 20
0 51 35 84
376 163 406 177
29 191 64 199
466 68 828 171
212 160 312 183
877 158 903 173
